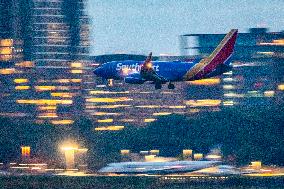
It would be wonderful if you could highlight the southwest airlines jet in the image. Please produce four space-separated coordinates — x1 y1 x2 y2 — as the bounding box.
94 29 238 89
99 160 220 174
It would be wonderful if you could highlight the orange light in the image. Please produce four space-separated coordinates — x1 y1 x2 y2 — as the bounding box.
35 86 56 91
194 153 203 160
15 61 34 68
95 126 124 131
97 119 113 123
122 68 129 75
38 113 58 118
188 78 220 85
153 112 172 116
38 106 57 110
278 84 284 91
0 39 13 46
146 62 152 69
17 99 73 105
0 55 13 61
186 99 221 107
15 86 30 90
120 150 130 155
51 120 74 125
70 69 83 74
144 118 156 123
70 79 82 83
14 78 28 84
71 62 82 68
183 149 193 156
86 97 133 103
51 92 74 98
21 146 31 158
0 68 16 75
54 79 70 83
0 47 12 55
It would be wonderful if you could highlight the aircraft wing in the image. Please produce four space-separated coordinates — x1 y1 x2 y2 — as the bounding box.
140 52 167 84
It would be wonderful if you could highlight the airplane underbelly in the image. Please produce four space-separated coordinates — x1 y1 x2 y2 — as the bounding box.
158 71 185 82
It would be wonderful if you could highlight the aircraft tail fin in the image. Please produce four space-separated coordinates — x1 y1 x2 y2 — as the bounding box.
184 29 238 80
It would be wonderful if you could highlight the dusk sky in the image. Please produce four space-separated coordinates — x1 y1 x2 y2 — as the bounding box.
87 0 284 56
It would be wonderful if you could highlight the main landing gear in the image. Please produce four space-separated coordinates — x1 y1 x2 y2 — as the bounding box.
154 82 175 90
155 83 162 90
168 82 175 89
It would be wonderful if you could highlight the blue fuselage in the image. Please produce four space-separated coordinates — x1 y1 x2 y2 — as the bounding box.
94 60 199 82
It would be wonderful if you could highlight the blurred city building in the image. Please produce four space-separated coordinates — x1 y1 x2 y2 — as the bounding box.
179 28 284 107
180 28 284 60
1 2 283 133
0 0 90 124
0 0 36 119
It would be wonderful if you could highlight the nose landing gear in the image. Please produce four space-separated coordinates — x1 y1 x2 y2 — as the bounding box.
168 82 175 89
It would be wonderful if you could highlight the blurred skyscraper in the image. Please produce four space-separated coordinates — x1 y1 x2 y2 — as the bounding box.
180 28 284 107
0 0 90 124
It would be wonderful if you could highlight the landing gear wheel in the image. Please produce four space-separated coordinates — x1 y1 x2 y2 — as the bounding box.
168 83 175 89
155 83 162 90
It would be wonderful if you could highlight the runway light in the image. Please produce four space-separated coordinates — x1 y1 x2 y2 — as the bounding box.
150 150 159 155
194 153 203 160
183 149 193 157
250 161 262 169
145 155 156 162
205 154 222 160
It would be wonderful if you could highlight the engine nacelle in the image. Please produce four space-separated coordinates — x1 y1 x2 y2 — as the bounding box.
124 74 145 84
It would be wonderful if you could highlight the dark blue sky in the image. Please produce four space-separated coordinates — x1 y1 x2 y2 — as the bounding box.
88 0 284 56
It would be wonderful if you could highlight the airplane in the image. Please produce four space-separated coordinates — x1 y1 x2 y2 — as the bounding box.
94 29 238 90
193 165 242 175
98 160 220 174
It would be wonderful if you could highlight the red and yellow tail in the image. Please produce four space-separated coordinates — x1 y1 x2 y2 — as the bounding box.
184 29 238 80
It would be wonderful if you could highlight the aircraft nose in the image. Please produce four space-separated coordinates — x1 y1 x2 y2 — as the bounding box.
94 66 104 76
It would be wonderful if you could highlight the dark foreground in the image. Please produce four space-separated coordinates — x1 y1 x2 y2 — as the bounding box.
0 175 283 189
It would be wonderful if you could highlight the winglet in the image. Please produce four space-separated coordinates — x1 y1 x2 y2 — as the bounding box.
184 29 238 80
